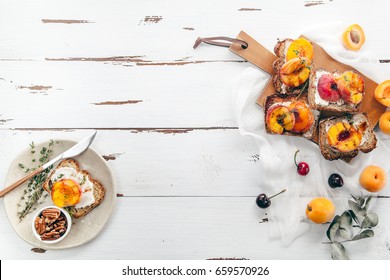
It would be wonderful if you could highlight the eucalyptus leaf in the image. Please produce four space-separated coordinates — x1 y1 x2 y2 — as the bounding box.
327 215 341 241
361 213 379 228
351 229 374 241
348 210 360 225
348 200 367 216
363 196 372 212
331 241 349 260
351 194 364 207
339 211 353 240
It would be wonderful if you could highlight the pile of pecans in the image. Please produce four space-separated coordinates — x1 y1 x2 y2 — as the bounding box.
34 208 68 241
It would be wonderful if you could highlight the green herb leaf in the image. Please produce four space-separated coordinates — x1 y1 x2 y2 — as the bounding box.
331 242 349 260
327 215 341 241
361 213 379 228
363 196 372 212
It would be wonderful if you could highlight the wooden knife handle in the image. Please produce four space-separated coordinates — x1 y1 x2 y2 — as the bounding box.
0 166 44 198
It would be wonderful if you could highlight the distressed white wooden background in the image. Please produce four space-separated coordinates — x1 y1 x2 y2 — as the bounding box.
1 0 390 259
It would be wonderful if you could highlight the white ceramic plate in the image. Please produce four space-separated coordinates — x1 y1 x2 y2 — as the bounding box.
3 140 116 249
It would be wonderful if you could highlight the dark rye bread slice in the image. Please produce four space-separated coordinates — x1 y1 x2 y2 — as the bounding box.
42 158 106 219
308 68 362 113
318 113 377 161
264 93 319 140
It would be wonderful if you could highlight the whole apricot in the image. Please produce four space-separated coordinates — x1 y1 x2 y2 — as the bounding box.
375 80 390 107
379 111 390 135
306 197 335 224
359 165 387 193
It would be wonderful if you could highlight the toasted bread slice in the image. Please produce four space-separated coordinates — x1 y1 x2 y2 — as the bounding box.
318 113 376 161
264 93 319 140
272 38 313 95
308 68 363 113
43 158 105 219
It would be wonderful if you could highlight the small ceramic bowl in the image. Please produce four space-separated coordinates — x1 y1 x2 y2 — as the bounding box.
32 205 71 244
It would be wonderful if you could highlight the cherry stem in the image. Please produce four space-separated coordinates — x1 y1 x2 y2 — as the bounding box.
269 189 287 200
294 150 300 167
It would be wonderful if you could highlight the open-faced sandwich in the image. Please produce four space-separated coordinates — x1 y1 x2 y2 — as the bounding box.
272 38 314 95
265 93 318 139
318 112 376 161
308 69 365 112
43 159 105 218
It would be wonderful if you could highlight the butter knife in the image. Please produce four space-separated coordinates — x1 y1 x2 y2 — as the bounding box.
0 131 97 198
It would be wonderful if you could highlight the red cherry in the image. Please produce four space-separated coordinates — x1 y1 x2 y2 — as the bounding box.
297 162 310 176
294 150 310 176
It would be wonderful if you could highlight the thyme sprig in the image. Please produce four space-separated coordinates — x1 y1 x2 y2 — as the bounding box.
17 140 57 221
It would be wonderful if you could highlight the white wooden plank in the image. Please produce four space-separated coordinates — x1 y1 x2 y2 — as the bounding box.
0 60 248 128
1 197 389 260
0 0 389 60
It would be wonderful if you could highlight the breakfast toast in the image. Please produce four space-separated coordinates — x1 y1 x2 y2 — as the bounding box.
318 113 376 161
308 68 364 113
264 93 319 140
43 159 105 218
272 38 314 95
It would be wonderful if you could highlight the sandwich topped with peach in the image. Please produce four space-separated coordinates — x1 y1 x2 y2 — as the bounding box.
273 38 314 95
265 94 317 139
308 69 365 112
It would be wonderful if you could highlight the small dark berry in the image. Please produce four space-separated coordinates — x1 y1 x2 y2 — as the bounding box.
328 173 344 188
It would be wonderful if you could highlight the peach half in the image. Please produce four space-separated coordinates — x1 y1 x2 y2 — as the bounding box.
374 80 390 107
266 105 295 134
327 122 362 152
286 38 314 61
280 57 312 88
51 179 82 208
336 71 364 105
288 101 314 133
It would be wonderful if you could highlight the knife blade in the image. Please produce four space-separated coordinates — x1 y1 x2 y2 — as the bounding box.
0 131 97 198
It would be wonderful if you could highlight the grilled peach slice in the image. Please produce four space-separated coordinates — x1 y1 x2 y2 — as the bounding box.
288 101 314 133
266 105 295 134
327 122 362 152
280 57 312 88
317 74 341 102
342 24 365 51
374 80 390 107
51 179 82 208
286 38 314 61
336 71 364 104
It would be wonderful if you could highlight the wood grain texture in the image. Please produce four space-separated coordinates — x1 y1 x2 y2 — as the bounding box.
0 0 390 260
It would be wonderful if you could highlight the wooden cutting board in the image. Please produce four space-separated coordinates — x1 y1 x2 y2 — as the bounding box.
229 31 386 130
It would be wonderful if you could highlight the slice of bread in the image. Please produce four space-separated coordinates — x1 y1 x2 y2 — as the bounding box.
272 38 312 95
264 93 319 140
318 113 376 161
43 159 106 219
308 68 363 113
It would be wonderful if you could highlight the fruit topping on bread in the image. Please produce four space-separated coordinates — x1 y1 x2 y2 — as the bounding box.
336 71 364 105
273 38 314 95
43 159 105 218
288 101 315 133
326 122 362 152
308 69 364 112
280 57 312 88
319 113 376 161
265 94 318 138
266 104 295 134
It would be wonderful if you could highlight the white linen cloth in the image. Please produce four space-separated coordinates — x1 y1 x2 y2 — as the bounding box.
232 22 390 245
